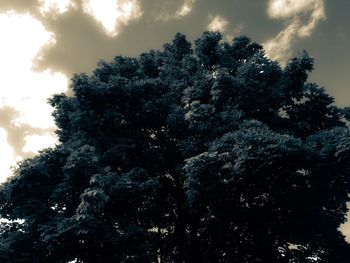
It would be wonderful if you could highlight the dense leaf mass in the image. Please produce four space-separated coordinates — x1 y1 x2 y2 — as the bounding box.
1 32 350 262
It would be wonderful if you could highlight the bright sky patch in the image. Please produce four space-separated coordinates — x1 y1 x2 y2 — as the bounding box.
23 133 58 154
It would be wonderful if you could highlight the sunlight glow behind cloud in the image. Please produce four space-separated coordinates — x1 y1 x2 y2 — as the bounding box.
0 12 67 181
82 0 142 37
264 0 326 64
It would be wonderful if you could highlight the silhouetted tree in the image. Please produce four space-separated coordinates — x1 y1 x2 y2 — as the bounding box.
1 32 350 263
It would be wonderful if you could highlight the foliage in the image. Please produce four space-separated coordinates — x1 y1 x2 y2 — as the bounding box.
1 32 350 262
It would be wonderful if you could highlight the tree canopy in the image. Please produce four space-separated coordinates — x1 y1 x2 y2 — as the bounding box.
1 32 350 262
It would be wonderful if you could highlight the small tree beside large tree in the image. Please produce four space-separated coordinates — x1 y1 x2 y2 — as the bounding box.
1 32 350 262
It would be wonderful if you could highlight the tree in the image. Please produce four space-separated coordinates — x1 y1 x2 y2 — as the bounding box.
1 32 350 263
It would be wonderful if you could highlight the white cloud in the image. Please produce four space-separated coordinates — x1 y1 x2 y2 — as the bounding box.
0 12 67 180
207 15 235 41
9 71 68 129
0 12 54 73
264 0 326 64
38 0 76 16
207 15 229 32
82 0 142 37
0 12 67 128
263 20 300 63
267 0 319 19
176 0 196 18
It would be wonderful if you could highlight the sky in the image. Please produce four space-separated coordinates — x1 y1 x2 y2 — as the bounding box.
0 0 349 235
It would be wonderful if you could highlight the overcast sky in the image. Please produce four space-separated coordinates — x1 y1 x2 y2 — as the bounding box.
0 0 349 219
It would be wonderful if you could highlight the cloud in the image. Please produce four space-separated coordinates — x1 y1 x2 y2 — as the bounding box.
176 0 196 18
263 0 326 63
0 0 38 13
32 0 200 77
82 0 143 37
207 15 229 32
38 0 77 17
0 106 50 158
267 0 320 19
0 12 67 179
1 0 201 78
263 22 299 63
0 12 67 129
0 2 147 179
207 15 239 41
154 0 196 21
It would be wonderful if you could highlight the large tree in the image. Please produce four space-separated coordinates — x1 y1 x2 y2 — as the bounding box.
1 32 350 262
